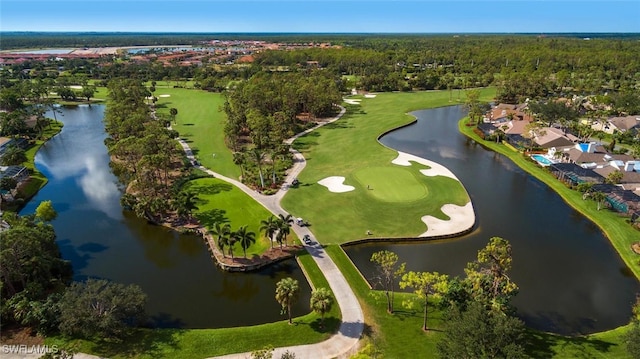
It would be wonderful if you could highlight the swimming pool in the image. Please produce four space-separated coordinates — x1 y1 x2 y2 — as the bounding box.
532 154 554 166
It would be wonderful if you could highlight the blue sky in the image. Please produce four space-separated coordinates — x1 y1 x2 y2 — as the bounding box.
1 1 639 33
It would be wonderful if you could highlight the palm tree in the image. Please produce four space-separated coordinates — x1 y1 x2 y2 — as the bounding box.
310 288 334 328
275 277 300 324
591 191 607 211
277 214 293 248
174 191 199 222
227 230 238 260
0 145 27 166
211 222 231 258
233 151 246 180
250 148 266 189
235 225 256 258
260 215 278 249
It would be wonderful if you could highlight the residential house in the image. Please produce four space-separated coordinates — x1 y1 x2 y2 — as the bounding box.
609 115 640 133
532 127 577 149
0 165 29 182
593 115 640 134
562 143 633 166
549 162 604 186
592 183 640 216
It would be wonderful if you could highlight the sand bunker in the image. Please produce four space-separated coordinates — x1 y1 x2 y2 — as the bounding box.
69 85 83 90
364 93 377 98
159 94 171 98
343 98 361 105
420 202 475 237
318 176 355 193
391 151 459 180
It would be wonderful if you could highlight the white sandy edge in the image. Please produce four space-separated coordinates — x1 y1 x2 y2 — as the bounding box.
391 151 475 236
343 98 361 105
391 151 458 180
159 94 171 97
364 93 377 98
69 85 83 89
318 176 355 193
420 202 475 237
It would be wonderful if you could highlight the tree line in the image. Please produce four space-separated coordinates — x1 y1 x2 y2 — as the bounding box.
103 78 197 222
223 71 341 191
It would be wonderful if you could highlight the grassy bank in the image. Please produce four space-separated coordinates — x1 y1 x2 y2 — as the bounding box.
187 177 299 257
3 121 64 212
45 251 341 358
282 89 496 244
458 121 640 280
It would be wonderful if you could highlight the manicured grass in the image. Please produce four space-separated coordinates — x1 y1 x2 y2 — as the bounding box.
281 90 495 244
44 252 340 358
353 167 428 203
153 88 240 179
458 121 640 281
325 245 442 356
186 177 299 257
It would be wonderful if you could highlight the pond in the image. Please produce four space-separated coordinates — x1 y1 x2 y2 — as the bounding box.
21 105 311 329
344 105 639 335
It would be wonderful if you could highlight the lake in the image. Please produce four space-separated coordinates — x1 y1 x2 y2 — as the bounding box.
21 105 311 329
344 105 640 335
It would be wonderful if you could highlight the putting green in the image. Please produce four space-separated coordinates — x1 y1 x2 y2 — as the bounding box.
353 166 428 203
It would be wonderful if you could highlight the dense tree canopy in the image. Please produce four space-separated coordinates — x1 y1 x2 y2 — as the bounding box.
104 78 186 221
58 279 147 340
0 209 72 332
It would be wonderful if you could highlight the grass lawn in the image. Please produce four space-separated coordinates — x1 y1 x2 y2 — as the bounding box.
44 252 341 358
153 88 240 179
186 177 299 257
281 90 495 244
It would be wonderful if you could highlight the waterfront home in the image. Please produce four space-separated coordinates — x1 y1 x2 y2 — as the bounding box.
0 165 29 182
562 143 634 166
549 162 604 186
484 103 532 124
531 127 577 149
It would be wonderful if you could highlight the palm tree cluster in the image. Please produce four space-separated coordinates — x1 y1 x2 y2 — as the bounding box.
260 214 294 250
211 222 257 260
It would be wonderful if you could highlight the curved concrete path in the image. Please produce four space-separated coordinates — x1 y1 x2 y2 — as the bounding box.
177 106 365 359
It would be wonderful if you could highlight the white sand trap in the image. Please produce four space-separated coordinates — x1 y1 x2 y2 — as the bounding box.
391 151 459 180
69 85 83 89
318 176 355 193
420 202 475 237
159 94 171 98
343 98 361 105
364 93 377 98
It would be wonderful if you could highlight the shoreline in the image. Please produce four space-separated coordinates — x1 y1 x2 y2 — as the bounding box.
457 116 640 282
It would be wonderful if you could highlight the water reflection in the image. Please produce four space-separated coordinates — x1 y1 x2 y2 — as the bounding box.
346 105 639 335
21 105 311 328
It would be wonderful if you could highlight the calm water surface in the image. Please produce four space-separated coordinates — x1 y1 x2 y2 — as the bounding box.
345 105 640 335
22 105 311 328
